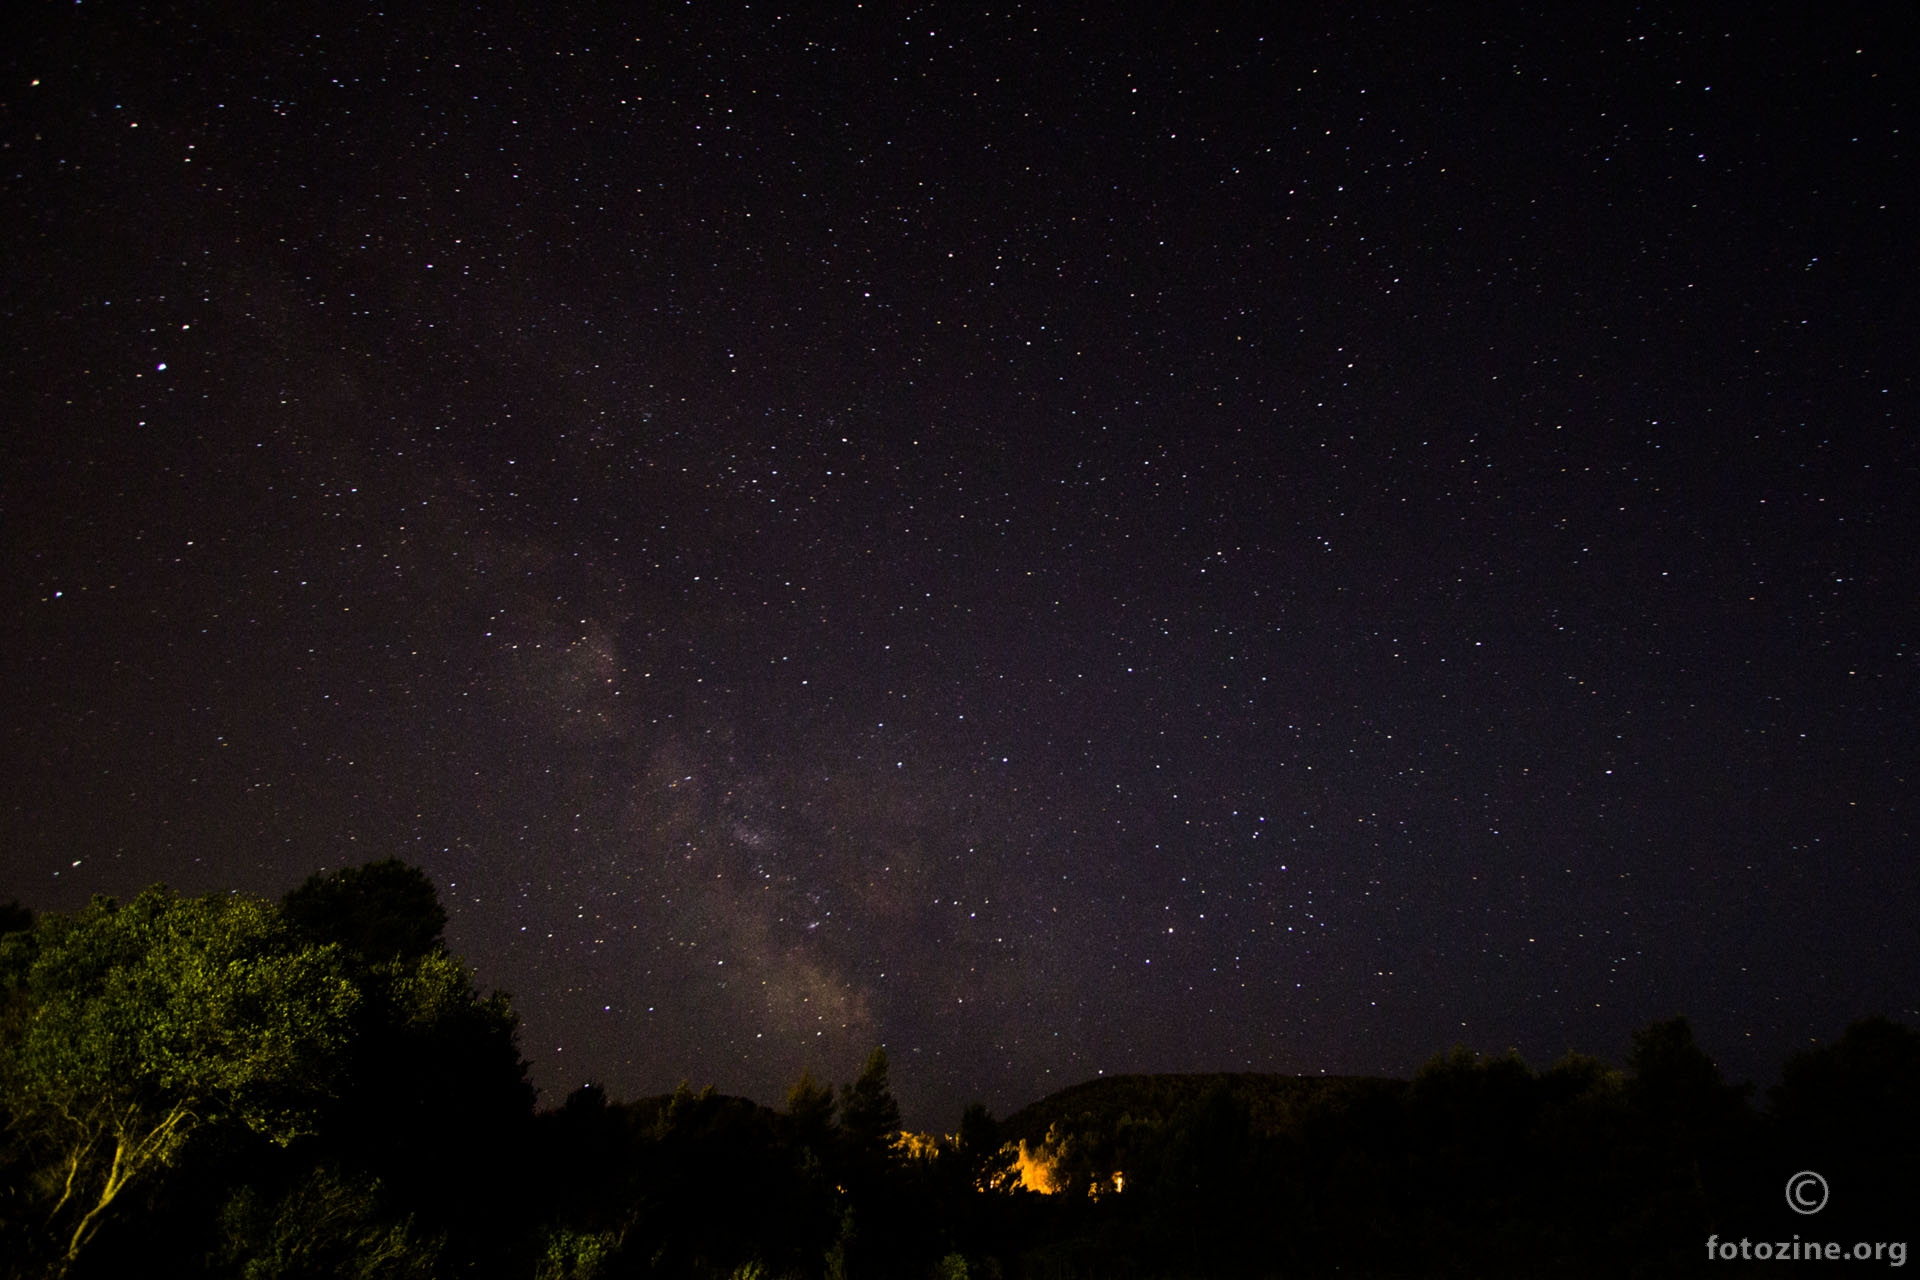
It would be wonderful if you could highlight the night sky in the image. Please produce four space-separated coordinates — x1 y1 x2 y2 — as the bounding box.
3 4 1915 1129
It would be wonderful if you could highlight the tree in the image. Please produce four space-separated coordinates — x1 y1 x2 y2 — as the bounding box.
786 1068 836 1147
278 864 533 1272
212 1166 442 1280
837 1049 901 1152
831 1050 916 1278
1770 1016 1920 1228
1772 1015 1920 1143
0 888 358 1277
1620 1017 1756 1266
1626 1019 1733 1119
282 860 446 967
955 1102 1004 1190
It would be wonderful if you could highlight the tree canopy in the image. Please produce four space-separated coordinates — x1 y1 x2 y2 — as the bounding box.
281 860 446 967
0 888 359 1276
3 867 1913 1280
0 866 531 1279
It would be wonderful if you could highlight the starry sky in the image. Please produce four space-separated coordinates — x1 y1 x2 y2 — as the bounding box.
3 4 1915 1129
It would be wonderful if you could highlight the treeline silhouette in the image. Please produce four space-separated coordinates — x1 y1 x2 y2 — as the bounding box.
1 864 1913 1278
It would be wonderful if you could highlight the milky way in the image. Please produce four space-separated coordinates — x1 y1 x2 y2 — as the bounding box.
3 5 1914 1126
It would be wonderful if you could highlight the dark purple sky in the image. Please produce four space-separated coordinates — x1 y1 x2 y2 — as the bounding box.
3 3 1914 1128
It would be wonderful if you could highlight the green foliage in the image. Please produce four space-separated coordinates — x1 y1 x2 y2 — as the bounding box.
4 869 1910 1280
213 1167 441 1280
532 1225 621 1280
821 1206 855 1280
0 864 537 1279
0 887 358 1275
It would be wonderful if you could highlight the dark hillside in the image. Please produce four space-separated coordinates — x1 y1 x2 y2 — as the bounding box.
999 1071 1407 1146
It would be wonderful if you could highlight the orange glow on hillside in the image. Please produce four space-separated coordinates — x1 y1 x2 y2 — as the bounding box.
992 1127 1124 1197
892 1130 953 1162
1011 1137 1064 1194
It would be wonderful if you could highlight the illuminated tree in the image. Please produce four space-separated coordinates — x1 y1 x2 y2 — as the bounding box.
0 887 357 1277
213 1165 442 1280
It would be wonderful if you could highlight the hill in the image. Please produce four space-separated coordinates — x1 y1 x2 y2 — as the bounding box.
997 1070 1407 1146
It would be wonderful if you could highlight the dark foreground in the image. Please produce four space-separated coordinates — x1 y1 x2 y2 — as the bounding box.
2 864 1913 1279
